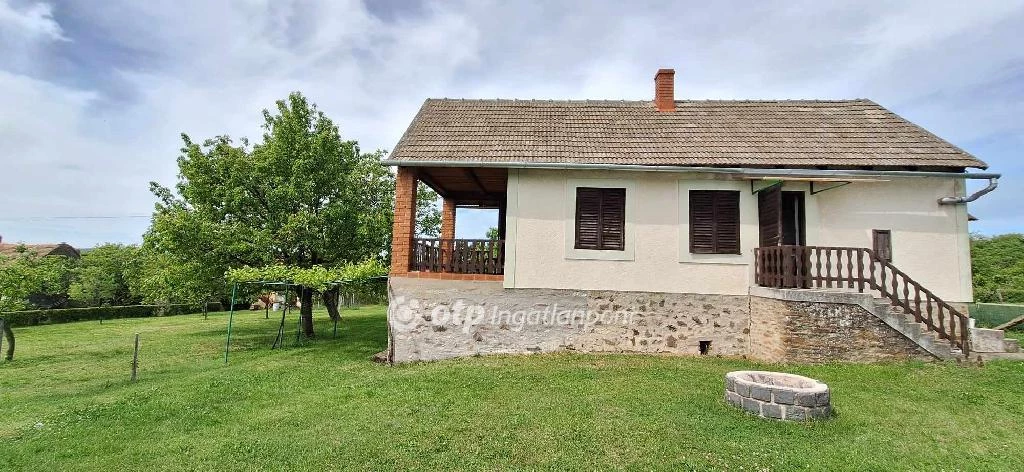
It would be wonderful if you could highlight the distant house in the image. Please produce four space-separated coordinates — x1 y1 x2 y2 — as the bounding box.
0 238 81 259
382 68 1018 364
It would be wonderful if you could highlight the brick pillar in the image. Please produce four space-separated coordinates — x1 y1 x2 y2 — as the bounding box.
441 198 456 240
391 167 417 274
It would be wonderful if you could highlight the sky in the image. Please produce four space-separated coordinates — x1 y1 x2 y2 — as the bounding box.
1 0 1022 248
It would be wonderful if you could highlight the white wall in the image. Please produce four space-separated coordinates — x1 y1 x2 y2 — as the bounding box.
504 169 973 302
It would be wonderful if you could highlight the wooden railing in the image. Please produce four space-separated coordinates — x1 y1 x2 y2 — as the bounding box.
411 238 504 275
754 245 970 357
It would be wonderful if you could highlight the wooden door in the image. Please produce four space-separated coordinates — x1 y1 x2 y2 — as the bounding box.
758 184 782 247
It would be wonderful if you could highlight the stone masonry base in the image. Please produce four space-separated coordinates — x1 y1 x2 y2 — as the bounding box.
387 276 939 364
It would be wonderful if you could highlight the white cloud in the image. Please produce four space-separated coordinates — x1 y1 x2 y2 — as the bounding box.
0 0 1022 245
0 0 65 40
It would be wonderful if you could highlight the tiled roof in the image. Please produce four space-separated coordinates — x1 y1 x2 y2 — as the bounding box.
0 243 80 258
386 99 986 169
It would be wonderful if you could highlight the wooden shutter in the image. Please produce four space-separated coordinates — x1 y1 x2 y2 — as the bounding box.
689 191 716 253
758 184 782 247
873 229 892 262
600 188 625 250
575 187 626 251
575 188 602 249
715 191 741 254
689 190 741 254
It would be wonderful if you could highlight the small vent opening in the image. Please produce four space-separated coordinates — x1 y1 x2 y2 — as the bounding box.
699 340 711 355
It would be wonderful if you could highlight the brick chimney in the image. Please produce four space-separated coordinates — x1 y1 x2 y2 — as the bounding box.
654 68 675 112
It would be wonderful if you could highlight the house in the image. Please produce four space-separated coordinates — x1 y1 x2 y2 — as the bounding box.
0 237 81 259
382 69 1019 364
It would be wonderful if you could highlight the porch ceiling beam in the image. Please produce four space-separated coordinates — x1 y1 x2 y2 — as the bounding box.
414 169 450 199
463 168 488 194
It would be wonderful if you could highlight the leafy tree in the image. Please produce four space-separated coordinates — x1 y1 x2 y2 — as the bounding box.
147 92 416 335
69 244 140 307
486 227 500 241
127 242 226 317
417 183 441 237
0 247 73 360
971 233 1024 303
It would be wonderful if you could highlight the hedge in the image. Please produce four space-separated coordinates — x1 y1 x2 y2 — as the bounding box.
0 302 223 328
968 303 1024 329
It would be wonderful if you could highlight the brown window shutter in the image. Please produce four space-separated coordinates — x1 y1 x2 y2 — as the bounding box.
715 191 741 254
690 190 741 254
575 187 626 251
575 188 601 250
600 188 625 250
689 191 716 253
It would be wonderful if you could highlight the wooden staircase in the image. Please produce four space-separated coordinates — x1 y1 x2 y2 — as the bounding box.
755 245 1018 360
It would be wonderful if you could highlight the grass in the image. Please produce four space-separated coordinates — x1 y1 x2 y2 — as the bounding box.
1 307 1023 471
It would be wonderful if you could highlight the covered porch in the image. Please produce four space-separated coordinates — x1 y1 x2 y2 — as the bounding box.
390 166 508 279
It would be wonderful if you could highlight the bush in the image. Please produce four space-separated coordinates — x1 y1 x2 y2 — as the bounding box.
0 302 223 327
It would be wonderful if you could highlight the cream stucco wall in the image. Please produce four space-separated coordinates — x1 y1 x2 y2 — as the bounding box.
503 169 973 302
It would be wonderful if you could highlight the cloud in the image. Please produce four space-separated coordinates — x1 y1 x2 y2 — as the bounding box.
0 0 1022 246
0 1 65 40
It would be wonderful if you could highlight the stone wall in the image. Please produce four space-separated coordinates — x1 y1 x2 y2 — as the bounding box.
388 277 936 364
388 277 750 363
749 296 933 363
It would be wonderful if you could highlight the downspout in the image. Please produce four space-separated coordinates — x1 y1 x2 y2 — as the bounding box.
938 177 999 205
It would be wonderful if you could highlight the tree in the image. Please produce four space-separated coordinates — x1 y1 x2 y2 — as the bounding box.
127 242 226 316
69 244 140 307
0 247 72 360
971 233 1024 303
146 92 416 335
486 227 500 241
417 183 441 237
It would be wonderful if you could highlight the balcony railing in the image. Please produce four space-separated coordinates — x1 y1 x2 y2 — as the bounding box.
412 238 504 275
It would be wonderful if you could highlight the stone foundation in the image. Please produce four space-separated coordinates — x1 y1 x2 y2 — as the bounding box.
387 277 749 363
387 277 939 364
749 295 933 363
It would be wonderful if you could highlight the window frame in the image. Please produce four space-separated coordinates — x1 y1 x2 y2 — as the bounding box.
564 179 635 262
574 186 626 251
688 189 741 255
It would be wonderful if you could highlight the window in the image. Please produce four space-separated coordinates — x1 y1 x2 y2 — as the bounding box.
574 187 625 251
873 230 892 262
689 190 740 254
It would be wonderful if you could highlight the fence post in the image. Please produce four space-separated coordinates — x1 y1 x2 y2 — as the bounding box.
224 282 238 364
131 333 140 382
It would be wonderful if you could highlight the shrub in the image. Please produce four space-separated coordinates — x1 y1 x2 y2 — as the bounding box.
0 302 223 327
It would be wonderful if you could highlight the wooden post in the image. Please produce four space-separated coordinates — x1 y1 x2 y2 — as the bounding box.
131 333 140 382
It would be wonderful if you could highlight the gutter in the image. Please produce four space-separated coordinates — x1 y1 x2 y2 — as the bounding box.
383 159 1000 182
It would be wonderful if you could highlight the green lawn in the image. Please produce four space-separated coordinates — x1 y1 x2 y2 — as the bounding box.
1 307 1023 471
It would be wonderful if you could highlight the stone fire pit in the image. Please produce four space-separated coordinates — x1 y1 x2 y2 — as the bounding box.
725 371 831 421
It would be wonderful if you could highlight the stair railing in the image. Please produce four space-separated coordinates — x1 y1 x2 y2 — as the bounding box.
755 245 970 357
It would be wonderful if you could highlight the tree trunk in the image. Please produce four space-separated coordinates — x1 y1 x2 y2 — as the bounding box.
299 286 315 337
1 319 14 361
323 287 340 321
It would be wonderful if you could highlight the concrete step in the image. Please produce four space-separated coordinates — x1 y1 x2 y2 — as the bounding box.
1004 338 1020 353
972 351 1024 362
